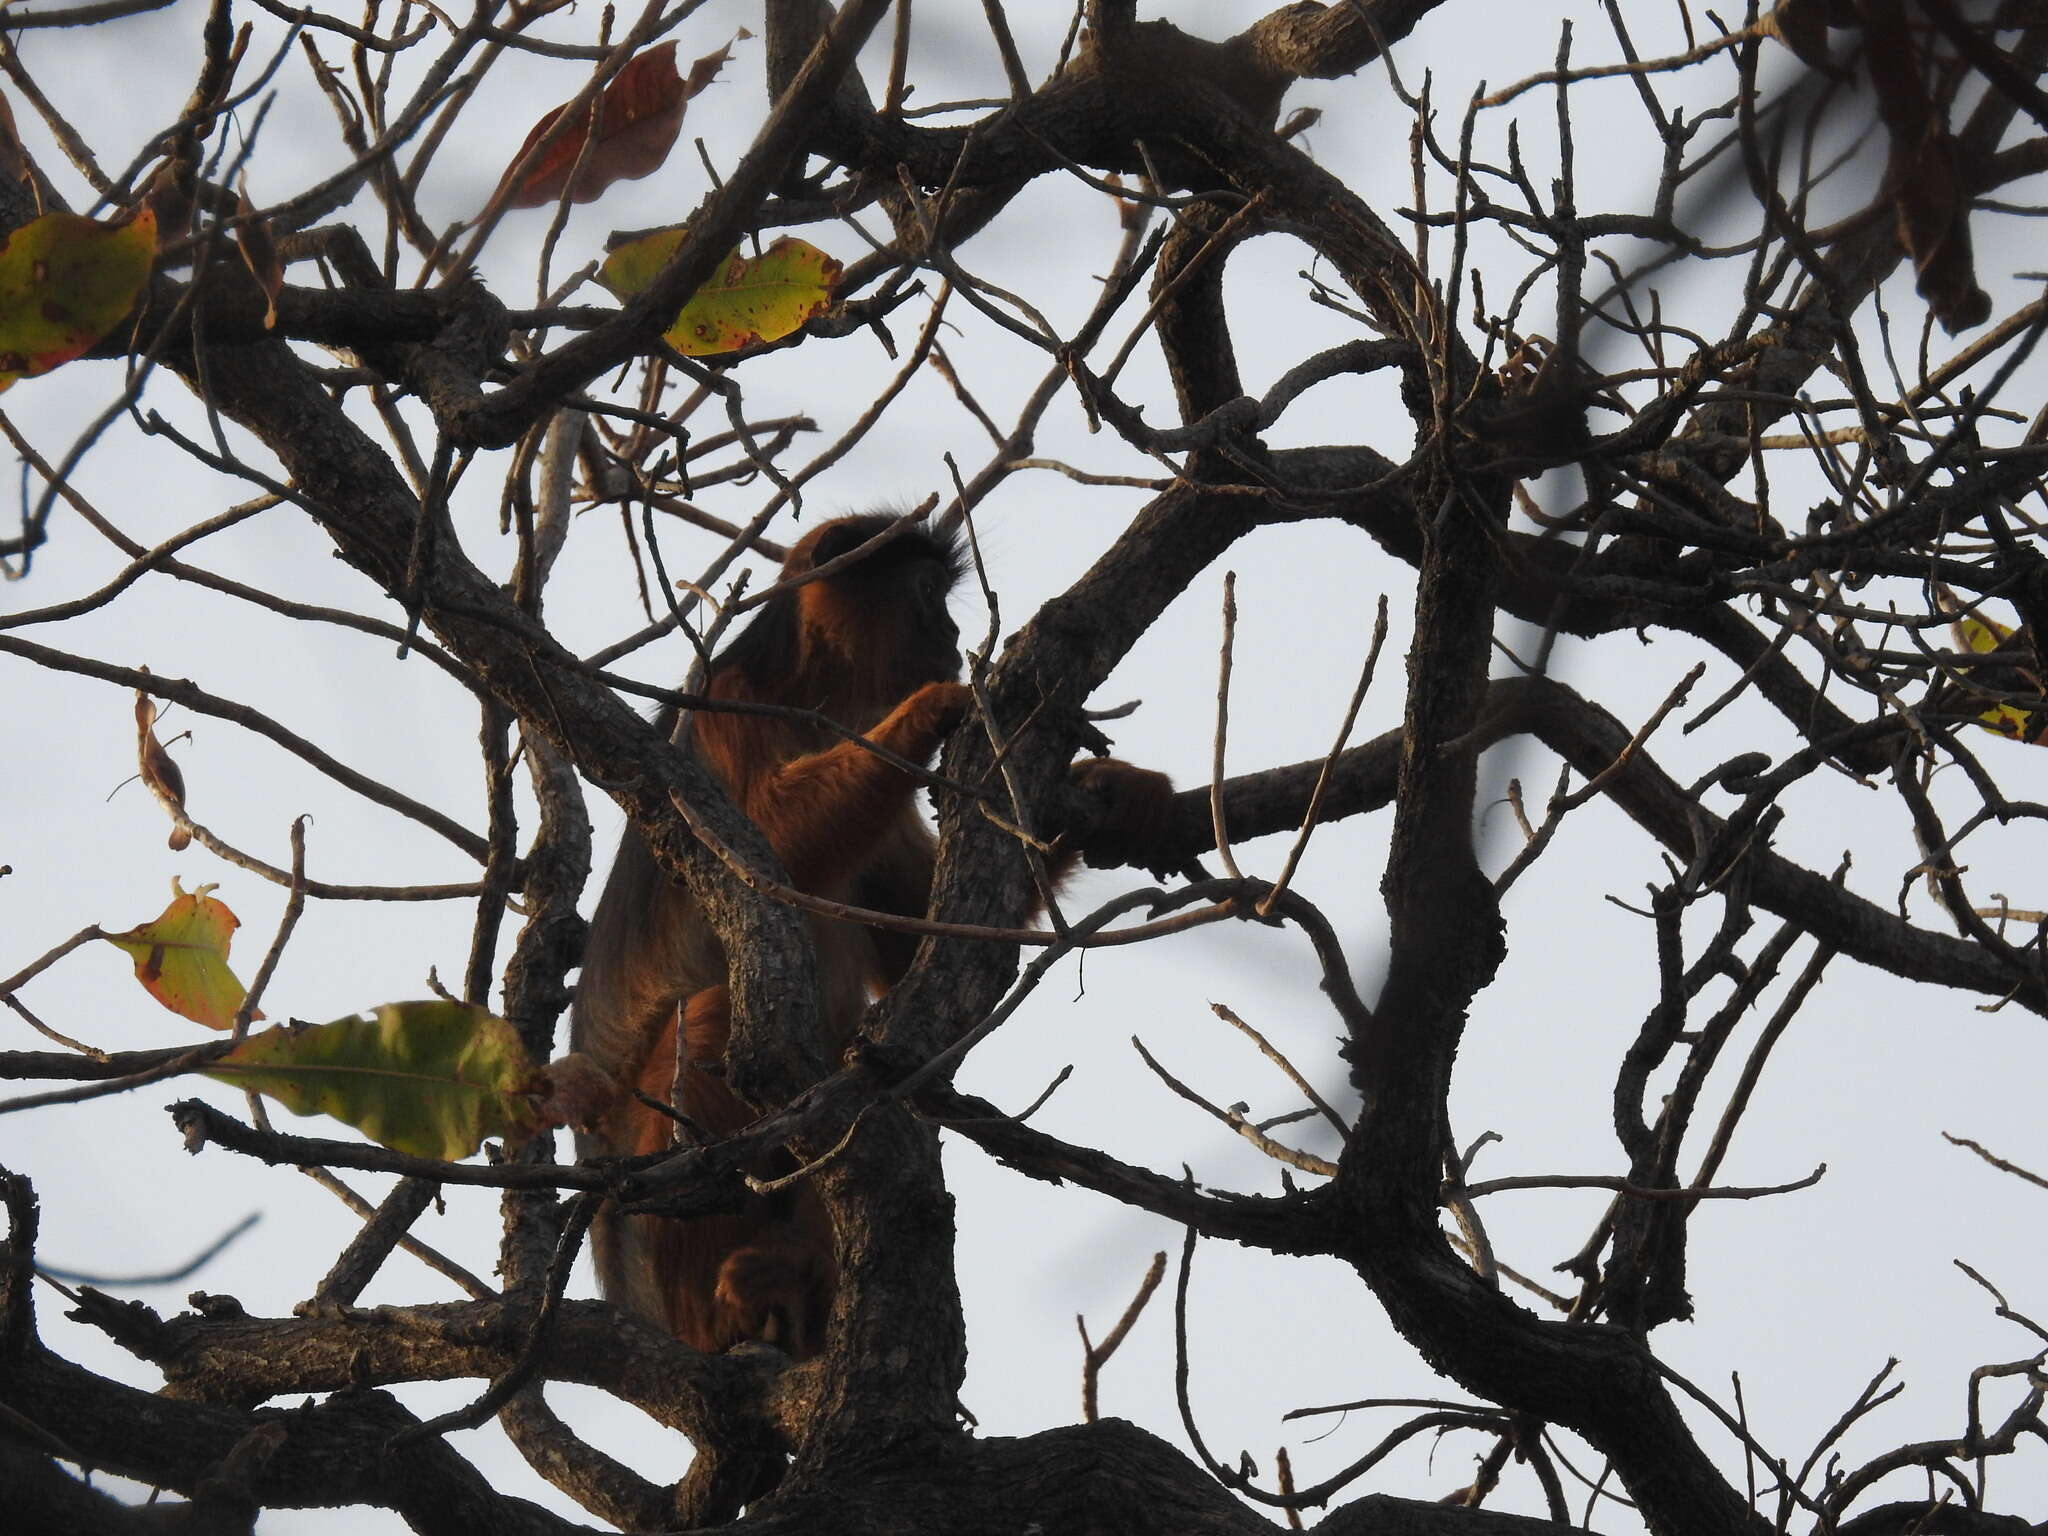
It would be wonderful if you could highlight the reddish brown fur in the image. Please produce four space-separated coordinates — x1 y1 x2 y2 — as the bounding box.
569 512 1174 1359
571 515 968 1357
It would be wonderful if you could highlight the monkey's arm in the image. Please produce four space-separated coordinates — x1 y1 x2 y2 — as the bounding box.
851 757 1177 990
571 679 968 1092
745 680 970 888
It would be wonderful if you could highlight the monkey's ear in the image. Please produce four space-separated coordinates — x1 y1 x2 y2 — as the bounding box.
808 519 877 569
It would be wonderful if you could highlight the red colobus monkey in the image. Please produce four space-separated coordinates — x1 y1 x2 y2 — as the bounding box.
572 513 1170 1357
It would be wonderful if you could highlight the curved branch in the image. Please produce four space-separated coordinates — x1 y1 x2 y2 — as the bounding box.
1120 676 2045 1015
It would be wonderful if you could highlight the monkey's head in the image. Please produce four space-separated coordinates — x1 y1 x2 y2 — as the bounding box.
717 512 965 717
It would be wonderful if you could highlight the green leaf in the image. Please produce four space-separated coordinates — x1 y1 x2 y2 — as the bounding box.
0 208 156 392
207 1001 543 1160
599 233 839 356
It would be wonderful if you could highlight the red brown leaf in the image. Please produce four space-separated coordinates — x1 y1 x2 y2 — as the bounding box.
495 38 734 212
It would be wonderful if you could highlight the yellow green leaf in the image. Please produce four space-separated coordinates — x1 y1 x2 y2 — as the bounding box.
0 208 156 392
1950 609 2041 742
1956 611 2013 655
598 232 839 356
104 878 256 1031
206 1001 543 1161
1978 702 2036 741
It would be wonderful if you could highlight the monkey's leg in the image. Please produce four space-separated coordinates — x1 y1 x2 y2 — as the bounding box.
617 986 835 1357
597 988 740 1351
1062 757 1179 874
714 1240 835 1359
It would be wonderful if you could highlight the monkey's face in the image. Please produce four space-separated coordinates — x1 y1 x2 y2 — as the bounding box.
797 551 961 690
895 552 963 683
790 516 965 695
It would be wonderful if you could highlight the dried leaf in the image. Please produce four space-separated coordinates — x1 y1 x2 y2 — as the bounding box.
1859 0 1989 333
1759 0 1851 77
0 208 156 392
683 30 748 96
0 90 32 198
234 182 282 330
104 879 258 1030
141 159 196 240
134 690 190 851
598 232 840 356
1893 127 1991 334
207 1002 544 1160
495 37 736 212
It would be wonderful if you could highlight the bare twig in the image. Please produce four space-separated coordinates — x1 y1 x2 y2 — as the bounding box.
1078 1250 1166 1423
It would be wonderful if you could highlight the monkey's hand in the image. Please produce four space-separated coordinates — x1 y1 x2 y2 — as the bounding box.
870 680 974 763
534 1050 627 1132
1066 758 1180 874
